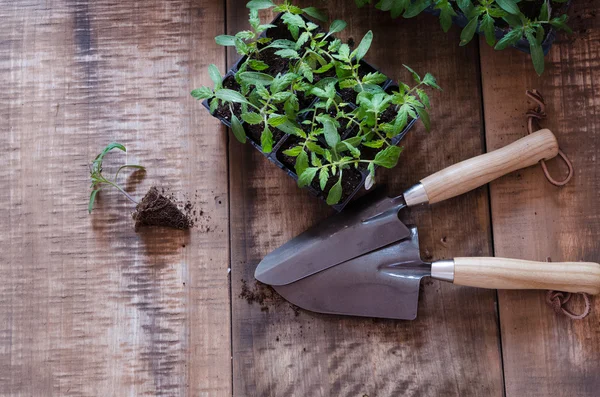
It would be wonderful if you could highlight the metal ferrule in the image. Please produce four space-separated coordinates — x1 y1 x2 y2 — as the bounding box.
403 183 430 207
431 260 455 282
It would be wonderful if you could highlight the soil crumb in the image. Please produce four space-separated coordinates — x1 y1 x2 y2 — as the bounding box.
133 186 194 231
240 279 301 316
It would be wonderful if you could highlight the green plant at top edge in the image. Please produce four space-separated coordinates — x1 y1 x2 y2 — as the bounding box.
89 143 145 213
356 0 572 75
192 0 441 205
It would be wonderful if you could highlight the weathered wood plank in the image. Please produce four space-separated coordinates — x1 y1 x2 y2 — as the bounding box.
479 2 600 396
0 1 231 396
227 1 504 395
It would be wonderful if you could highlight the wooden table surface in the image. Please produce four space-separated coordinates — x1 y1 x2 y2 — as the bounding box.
1 1 598 396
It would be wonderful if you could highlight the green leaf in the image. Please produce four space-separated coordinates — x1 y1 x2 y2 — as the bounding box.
283 146 303 157
495 0 520 15
215 89 249 104
249 60 269 71
323 120 340 148
329 20 347 34
215 35 237 46
536 25 545 45
362 72 388 85
390 0 411 18
438 2 456 33
235 30 255 40
502 13 523 27
238 72 274 86
234 38 250 55
416 89 430 108
416 107 431 131
282 13 306 29
351 30 373 61
460 16 479 46
101 142 126 155
88 189 100 213
311 152 322 167
343 141 361 158
339 79 357 89
208 64 222 89
403 64 421 83
495 28 522 50
295 150 309 176
362 139 385 148
269 39 296 49
246 0 274 10
114 164 145 180
261 125 273 153
326 175 343 205
191 86 213 100
526 31 545 75
271 73 298 93
373 145 402 168
403 0 431 18
231 115 247 144
549 15 572 33
481 14 496 47
298 61 313 82
539 1 549 20
319 168 329 190
423 73 441 89
306 141 325 155
241 112 263 125
302 7 327 22
274 48 300 59
456 0 474 16
337 44 350 61
298 167 318 187
267 114 288 127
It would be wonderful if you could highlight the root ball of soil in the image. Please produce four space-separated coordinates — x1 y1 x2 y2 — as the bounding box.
133 187 193 231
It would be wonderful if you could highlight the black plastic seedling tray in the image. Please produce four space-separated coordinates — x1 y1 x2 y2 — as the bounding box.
203 13 417 211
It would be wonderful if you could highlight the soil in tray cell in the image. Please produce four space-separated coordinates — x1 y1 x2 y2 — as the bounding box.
312 166 363 204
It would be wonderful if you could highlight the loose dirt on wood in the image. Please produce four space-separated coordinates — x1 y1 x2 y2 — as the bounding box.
133 186 194 231
240 279 301 316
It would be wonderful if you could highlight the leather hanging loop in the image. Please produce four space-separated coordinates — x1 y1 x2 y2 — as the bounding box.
526 90 573 186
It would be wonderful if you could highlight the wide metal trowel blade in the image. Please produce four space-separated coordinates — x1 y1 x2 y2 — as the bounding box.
272 227 430 320
255 190 410 286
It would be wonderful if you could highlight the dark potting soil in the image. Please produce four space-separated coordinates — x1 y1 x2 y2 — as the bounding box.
245 121 285 147
133 187 193 231
256 18 302 77
213 74 242 122
276 135 302 171
312 166 364 203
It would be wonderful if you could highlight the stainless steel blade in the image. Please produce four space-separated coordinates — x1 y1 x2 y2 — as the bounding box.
273 227 430 320
255 191 410 286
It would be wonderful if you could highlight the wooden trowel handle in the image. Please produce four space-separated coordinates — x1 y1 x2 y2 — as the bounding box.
403 129 559 206
432 257 600 295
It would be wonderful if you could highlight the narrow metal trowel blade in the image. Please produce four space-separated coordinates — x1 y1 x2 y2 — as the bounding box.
272 227 430 320
255 190 410 286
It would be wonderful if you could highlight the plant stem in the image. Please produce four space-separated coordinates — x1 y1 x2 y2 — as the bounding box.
107 181 139 205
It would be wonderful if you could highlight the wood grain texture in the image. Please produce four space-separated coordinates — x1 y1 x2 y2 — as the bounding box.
479 1 600 396
0 1 231 396
419 129 558 204
228 1 503 396
453 257 600 294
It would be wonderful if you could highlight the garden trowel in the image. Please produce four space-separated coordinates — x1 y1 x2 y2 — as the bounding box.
254 129 600 319
272 226 600 319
